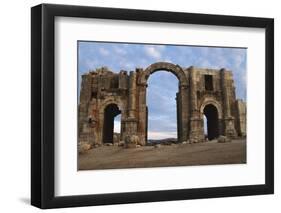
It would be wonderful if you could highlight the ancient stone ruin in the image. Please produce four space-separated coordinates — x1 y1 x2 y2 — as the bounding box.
78 62 246 148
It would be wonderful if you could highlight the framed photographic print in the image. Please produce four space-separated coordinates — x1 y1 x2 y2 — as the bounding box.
31 3 274 209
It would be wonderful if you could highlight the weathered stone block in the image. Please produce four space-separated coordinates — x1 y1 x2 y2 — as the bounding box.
217 135 231 143
78 143 92 154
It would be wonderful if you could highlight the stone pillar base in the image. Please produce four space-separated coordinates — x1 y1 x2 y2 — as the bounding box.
124 134 140 148
189 117 205 143
79 132 96 145
224 117 237 138
123 117 138 135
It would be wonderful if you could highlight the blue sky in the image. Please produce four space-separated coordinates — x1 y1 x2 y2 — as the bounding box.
78 41 247 139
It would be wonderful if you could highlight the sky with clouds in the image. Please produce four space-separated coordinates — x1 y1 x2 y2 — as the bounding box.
78 41 247 139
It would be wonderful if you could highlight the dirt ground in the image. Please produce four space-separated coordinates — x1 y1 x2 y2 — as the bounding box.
78 139 246 170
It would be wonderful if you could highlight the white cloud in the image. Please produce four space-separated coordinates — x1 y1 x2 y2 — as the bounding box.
197 58 213 68
232 50 246 70
99 47 110 56
137 58 149 67
84 59 99 70
144 46 162 59
163 58 172 63
119 60 134 70
113 46 127 55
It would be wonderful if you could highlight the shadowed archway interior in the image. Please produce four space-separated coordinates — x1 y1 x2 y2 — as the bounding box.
203 104 219 140
102 104 121 143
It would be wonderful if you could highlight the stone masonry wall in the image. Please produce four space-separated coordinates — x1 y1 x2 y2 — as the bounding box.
78 62 246 146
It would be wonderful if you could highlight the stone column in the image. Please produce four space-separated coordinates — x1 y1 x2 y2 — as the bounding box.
78 74 94 144
220 68 237 138
190 67 198 116
178 84 189 143
221 69 231 118
235 100 247 137
118 70 128 90
128 71 137 118
188 66 204 142
85 100 99 145
123 71 139 145
137 83 147 145
97 109 104 145
218 118 224 136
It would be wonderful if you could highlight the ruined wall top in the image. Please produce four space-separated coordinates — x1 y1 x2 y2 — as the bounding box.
83 63 233 78
81 62 235 94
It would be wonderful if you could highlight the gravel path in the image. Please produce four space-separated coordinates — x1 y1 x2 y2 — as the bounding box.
78 139 246 170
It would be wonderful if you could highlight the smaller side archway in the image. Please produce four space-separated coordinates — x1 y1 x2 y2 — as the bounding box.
200 100 222 140
102 103 121 144
203 104 219 140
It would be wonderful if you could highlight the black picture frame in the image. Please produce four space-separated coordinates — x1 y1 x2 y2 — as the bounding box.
31 3 274 209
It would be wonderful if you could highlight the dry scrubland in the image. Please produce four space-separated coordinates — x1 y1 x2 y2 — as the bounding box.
78 139 246 170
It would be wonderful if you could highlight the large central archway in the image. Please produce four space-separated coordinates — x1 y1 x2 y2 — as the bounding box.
139 62 188 86
137 62 189 144
146 71 179 142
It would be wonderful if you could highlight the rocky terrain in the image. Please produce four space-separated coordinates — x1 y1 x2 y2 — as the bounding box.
78 138 246 170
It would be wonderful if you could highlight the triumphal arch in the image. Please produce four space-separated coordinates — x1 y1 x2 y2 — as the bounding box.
78 62 246 146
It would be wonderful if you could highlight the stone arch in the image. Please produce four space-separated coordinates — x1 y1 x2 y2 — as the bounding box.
139 62 188 87
138 62 189 144
200 99 223 140
200 99 222 119
100 98 124 113
99 98 125 144
102 103 121 143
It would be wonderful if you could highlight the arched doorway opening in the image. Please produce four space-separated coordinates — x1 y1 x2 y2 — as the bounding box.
203 104 219 140
146 71 179 143
138 62 189 144
102 103 121 144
